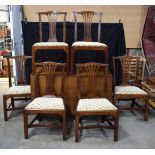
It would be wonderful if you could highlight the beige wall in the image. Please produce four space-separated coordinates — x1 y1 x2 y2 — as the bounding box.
23 5 148 48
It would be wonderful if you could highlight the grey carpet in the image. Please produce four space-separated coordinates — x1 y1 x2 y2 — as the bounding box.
0 82 155 149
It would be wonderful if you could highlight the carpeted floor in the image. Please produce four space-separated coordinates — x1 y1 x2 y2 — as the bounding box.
0 82 155 149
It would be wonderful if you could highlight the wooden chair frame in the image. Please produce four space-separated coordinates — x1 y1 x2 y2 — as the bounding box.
70 11 109 73
75 62 119 142
24 61 67 140
32 11 69 73
112 55 149 121
3 55 31 121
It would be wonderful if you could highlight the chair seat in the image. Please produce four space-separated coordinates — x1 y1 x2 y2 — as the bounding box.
4 85 31 95
115 86 147 95
72 41 107 47
77 98 117 112
25 97 64 110
33 42 68 47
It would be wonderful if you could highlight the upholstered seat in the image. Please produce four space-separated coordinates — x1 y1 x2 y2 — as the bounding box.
77 98 117 111
33 42 68 47
25 97 64 110
115 86 147 95
4 85 31 95
72 41 107 47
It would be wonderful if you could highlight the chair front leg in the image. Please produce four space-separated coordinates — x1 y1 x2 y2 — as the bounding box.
3 96 8 121
62 111 67 140
113 112 119 141
144 98 149 121
24 110 29 139
75 112 80 142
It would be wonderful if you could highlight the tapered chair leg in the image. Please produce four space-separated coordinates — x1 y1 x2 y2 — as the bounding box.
24 110 29 139
75 112 80 142
3 96 8 121
62 112 67 140
114 112 119 141
144 99 149 121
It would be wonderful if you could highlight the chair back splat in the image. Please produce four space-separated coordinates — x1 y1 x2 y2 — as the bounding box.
113 55 141 86
76 62 108 98
35 61 65 97
74 11 102 42
38 11 67 42
6 55 31 87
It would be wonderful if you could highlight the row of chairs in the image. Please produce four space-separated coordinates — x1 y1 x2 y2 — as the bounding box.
32 11 108 74
2 55 149 142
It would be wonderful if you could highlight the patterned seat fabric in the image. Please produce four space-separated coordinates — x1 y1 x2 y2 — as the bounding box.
25 97 64 110
77 98 117 111
72 41 107 47
33 42 68 47
4 85 31 95
115 86 147 95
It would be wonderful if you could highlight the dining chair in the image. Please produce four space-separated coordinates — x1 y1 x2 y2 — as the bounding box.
24 61 67 140
32 11 69 74
75 62 119 142
112 55 149 121
3 55 31 121
70 11 109 73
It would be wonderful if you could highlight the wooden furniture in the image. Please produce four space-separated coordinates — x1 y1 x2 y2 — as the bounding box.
24 62 67 140
31 72 112 115
3 55 31 121
32 11 69 74
141 77 155 109
74 62 119 142
112 55 149 121
70 11 109 73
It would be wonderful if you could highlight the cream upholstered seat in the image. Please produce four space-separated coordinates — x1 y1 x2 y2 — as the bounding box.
33 42 68 47
115 86 147 95
25 97 64 110
72 41 107 47
4 85 31 95
77 98 117 111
